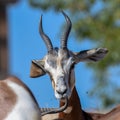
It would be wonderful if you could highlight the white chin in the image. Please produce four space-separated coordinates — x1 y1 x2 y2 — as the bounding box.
55 91 62 99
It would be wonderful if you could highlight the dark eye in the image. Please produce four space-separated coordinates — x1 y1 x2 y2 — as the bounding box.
71 64 75 69
71 58 75 64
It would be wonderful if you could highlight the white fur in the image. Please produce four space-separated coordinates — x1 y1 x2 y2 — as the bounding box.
5 80 41 120
64 106 72 114
44 54 73 99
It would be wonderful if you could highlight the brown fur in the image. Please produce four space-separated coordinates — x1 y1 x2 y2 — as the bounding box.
7 76 39 106
59 87 86 120
30 61 46 78
59 87 120 120
98 105 120 120
0 76 40 120
0 78 17 120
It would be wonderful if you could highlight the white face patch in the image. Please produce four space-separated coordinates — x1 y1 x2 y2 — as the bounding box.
44 50 75 99
5 80 41 120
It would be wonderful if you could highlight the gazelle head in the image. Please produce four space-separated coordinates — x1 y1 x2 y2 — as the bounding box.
30 11 108 100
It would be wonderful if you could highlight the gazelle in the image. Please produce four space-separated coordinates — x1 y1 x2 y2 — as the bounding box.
0 76 41 120
30 11 120 120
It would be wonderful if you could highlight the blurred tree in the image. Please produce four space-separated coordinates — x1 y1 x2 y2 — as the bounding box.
0 0 18 79
29 0 120 109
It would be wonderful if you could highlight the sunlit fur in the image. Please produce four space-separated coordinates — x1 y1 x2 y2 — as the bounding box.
0 76 41 120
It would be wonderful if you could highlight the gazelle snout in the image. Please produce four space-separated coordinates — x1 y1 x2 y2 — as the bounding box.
55 76 69 99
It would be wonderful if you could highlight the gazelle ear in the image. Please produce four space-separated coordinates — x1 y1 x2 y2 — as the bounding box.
74 48 108 63
30 60 46 78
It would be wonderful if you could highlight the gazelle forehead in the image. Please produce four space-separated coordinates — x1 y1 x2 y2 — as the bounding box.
58 49 70 58
45 48 70 61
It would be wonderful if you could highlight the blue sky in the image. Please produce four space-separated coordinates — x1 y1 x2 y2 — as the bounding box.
8 0 104 110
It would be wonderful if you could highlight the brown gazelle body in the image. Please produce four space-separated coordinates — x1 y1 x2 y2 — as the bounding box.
31 11 120 120
0 76 41 120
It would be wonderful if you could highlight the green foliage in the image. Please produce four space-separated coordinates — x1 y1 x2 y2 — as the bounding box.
29 0 120 109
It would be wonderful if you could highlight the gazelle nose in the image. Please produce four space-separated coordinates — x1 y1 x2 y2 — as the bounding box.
56 88 67 95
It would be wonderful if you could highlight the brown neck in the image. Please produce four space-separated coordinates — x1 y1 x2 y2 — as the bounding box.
59 87 85 120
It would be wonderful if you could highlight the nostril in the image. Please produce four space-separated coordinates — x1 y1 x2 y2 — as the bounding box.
56 88 67 95
63 88 67 94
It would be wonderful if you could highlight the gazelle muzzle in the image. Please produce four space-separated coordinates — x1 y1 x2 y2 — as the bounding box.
55 76 68 98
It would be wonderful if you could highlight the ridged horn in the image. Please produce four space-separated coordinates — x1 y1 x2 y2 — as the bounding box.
39 15 53 53
61 11 72 49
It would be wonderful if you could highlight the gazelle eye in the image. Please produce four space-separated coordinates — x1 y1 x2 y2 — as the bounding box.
70 57 75 64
